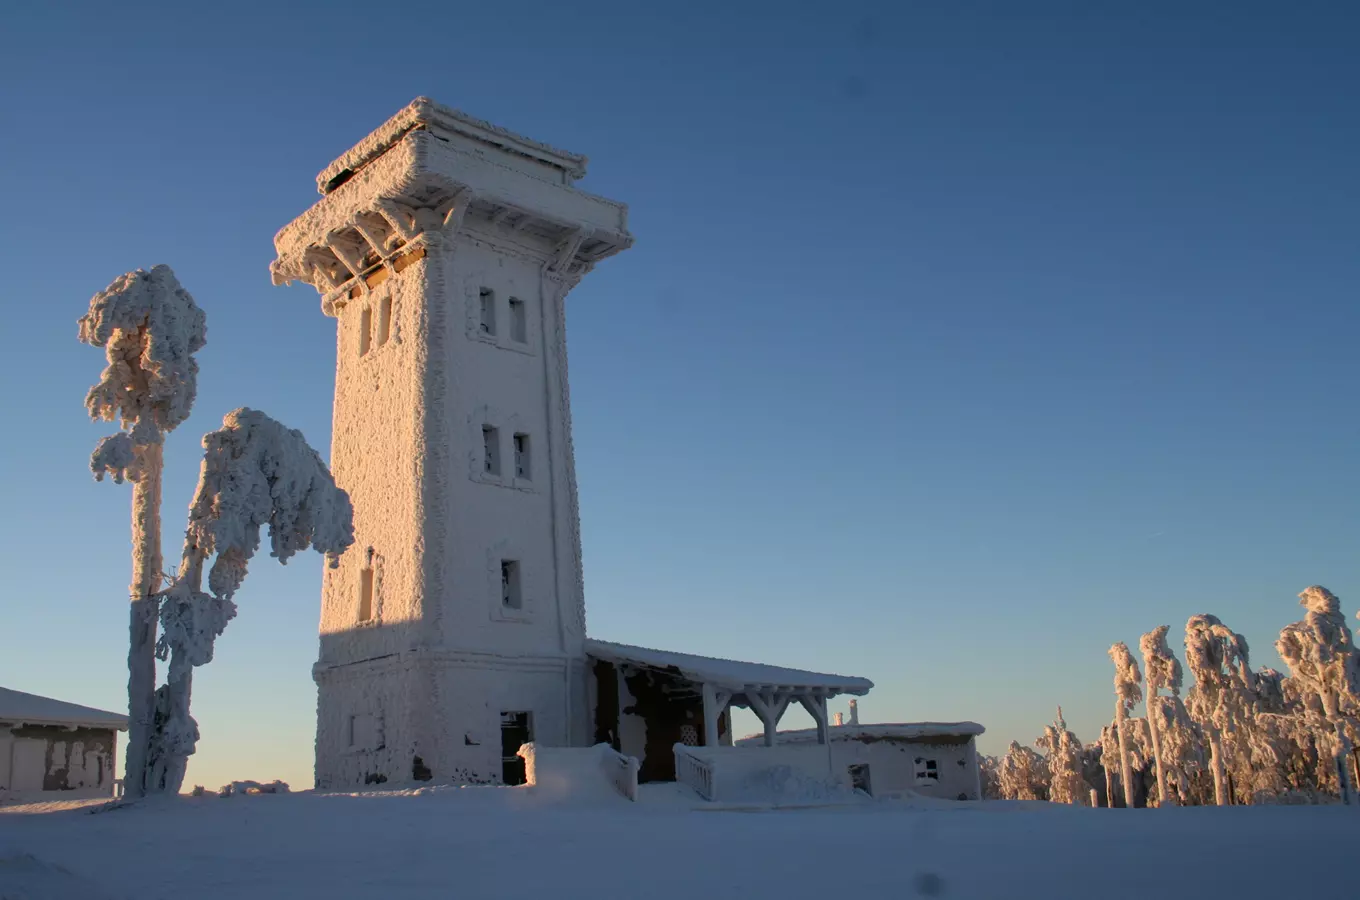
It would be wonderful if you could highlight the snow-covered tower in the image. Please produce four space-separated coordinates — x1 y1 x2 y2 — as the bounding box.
271 98 632 788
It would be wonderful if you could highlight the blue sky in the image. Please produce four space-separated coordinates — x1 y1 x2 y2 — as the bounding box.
1 1 1357 789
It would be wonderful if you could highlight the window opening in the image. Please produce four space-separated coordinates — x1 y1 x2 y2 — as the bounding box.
483 426 500 476
513 433 530 480
358 565 374 622
479 288 496 335
501 560 521 609
377 295 392 346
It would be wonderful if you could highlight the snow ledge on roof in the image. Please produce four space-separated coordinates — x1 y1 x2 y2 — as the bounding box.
314 96 589 194
0 687 128 730
737 722 985 746
583 639 873 695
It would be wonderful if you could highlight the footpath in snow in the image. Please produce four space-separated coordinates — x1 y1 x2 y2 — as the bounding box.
2 786 1358 900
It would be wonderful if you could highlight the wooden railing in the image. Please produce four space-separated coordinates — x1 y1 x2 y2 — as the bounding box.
674 745 716 801
598 746 640 802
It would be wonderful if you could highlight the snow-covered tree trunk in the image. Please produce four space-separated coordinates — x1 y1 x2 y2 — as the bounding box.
79 265 205 801
1109 643 1142 809
1207 728 1228 806
1317 689 1355 807
152 547 205 795
124 440 163 800
1140 626 1183 806
1114 701 1136 808
1145 701 1167 806
1331 721 1353 806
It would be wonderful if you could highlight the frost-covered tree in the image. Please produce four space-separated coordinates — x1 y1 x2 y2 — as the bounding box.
148 408 354 793
1276 586 1360 806
1108 642 1142 808
1148 691 1203 804
1184 614 1257 805
1098 724 1120 806
78 265 205 800
1140 625 1182 805
997 741 1049 801
1078 741 1109 807
1036 708 1086 805
979 755 1001 800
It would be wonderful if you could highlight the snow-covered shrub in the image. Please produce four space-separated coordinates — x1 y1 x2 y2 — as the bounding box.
1036 709 1086 805
997 742 1049 801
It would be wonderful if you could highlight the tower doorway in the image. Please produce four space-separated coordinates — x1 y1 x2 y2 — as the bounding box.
500 711 533 785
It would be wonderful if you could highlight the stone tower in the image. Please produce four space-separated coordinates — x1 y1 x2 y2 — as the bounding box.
271 98 632 788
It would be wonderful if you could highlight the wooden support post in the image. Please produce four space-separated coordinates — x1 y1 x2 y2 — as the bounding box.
745 689 788 747
797 692 831 745
700 684 730 748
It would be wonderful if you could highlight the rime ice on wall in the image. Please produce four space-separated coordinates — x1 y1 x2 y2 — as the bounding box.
273 98 633 789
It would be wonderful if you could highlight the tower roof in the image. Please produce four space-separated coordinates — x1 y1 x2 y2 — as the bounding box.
272 98 632 312
315 97 589 195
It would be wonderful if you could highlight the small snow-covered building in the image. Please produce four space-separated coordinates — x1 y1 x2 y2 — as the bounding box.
738 713 986 801
273 98 879 790
0 687 125 800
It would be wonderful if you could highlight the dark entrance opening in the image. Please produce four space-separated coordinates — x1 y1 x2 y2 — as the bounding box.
849 764 872 795
500 711 532 785
592 660 621 750
621 669 704 783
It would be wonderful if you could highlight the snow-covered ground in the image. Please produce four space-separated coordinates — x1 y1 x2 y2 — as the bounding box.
1 786 1356 900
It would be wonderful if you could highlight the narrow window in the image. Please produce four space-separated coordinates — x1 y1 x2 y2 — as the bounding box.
483 426 501 476
348 715 358 748
513 433 530 480
479 288 496 336
508 297 526 343
500 559 521 609
377 295 392 346
358 566 374 622
359 306 372 356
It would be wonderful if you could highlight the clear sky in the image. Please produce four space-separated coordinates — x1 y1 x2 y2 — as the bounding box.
2 1 1357 790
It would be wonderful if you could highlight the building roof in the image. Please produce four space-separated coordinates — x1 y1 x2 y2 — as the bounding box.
736 722 985 746
315 96 589 194
583 639 873 696
0 687 128 730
